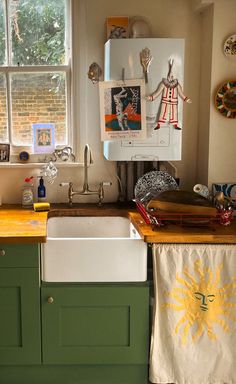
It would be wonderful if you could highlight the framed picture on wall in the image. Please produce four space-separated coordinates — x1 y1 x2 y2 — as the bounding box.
0 143 10 162
33 123 55 154
99 79 146 141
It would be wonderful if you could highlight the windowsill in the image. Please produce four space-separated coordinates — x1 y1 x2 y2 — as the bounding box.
0 162 83 169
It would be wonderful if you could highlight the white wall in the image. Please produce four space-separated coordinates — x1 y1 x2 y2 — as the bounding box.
207 0 236 186
195 0 236 187
196 3 214 185
74 0 202 192
0 0 214 204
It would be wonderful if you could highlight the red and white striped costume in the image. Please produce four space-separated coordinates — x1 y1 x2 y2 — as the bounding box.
147 78 190 130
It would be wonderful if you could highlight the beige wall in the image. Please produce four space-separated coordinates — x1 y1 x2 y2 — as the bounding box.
1 0 235 204
196 3 214 185
76 0 202 192
196 0 236 187
207 0 236 186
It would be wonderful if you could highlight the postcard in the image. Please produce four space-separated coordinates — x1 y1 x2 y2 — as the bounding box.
33 123 55 154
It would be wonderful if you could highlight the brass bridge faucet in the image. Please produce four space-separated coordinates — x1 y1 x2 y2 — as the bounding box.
60 144 112 206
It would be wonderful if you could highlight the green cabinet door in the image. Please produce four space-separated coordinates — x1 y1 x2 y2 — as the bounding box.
41 284 149 365
0 268 41 365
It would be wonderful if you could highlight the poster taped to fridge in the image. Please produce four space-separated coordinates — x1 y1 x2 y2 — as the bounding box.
99 79 146 141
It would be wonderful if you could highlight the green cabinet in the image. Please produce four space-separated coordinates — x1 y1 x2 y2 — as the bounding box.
0 244 149 384
0 243 150 383
0 244 41 365
41 284 149 365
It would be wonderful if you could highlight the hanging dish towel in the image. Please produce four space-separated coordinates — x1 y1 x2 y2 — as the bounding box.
150 243 236 384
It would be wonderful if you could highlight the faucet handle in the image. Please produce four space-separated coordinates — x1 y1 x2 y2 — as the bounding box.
59 182 73 205
97 181 112 206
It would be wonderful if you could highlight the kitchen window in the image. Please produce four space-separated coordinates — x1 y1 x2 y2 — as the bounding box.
0 0 72 159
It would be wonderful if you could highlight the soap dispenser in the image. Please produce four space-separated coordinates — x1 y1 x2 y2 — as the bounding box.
37 176 46 202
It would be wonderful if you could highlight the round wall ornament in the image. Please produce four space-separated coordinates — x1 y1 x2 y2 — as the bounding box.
223 34 236 56
215 80 236 118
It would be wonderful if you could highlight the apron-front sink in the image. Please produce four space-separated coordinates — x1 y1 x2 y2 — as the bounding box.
41 216 147 282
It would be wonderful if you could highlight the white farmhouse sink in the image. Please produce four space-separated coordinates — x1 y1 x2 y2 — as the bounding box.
41 216 147 282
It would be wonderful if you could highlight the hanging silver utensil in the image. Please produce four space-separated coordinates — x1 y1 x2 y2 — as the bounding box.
140 47 153 83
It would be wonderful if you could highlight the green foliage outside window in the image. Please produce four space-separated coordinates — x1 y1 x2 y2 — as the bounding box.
0 2 6 65
0 0 66 66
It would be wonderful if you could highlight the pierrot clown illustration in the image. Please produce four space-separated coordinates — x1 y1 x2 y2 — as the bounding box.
146 59 192 130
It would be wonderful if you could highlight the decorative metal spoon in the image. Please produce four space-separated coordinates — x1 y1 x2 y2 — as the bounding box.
140 47 153 83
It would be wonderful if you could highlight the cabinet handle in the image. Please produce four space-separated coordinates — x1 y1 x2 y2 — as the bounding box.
0 249 6 256
47 296 54 304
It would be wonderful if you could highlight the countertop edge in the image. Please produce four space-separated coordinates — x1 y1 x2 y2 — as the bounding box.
1 204 236 244
0 236 47 244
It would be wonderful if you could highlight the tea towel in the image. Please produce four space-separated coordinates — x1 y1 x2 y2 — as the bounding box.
150 243 236 384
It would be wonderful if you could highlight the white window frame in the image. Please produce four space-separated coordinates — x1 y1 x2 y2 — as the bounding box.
0 0 74 164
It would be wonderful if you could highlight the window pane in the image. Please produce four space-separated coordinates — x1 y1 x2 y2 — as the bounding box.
0 0 6 65
11 72 67 147
10 0 66 66
0 74 8 142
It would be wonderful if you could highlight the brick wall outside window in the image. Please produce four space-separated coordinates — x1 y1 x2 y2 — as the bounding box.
0 74 66 145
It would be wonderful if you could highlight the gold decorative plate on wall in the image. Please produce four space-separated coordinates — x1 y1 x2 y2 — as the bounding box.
215 80 236 118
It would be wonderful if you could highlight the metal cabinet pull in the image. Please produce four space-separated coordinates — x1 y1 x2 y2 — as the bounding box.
47 296 54 304
0 249 6 256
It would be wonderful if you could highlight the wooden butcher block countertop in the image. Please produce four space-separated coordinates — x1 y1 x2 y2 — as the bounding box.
1 204 236 244
129 212 236 243
0 205 48 244
0 204 132 244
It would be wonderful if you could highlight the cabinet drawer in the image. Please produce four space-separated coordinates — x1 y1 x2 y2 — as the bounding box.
0 244 39 267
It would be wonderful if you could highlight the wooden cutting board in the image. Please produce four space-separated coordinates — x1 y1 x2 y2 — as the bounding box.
146 190 217 216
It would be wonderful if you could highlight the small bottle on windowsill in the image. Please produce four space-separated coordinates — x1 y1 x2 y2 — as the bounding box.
37 176 46 202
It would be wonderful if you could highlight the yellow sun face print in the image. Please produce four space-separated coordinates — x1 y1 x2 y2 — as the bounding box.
163 259 236 345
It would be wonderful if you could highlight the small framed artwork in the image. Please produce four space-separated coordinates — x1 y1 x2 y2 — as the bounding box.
0 143 10 162
106 16 129 40
33 123 55 154
99 79 146 141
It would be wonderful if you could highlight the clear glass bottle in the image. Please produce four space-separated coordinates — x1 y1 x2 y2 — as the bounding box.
22 176 34 208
